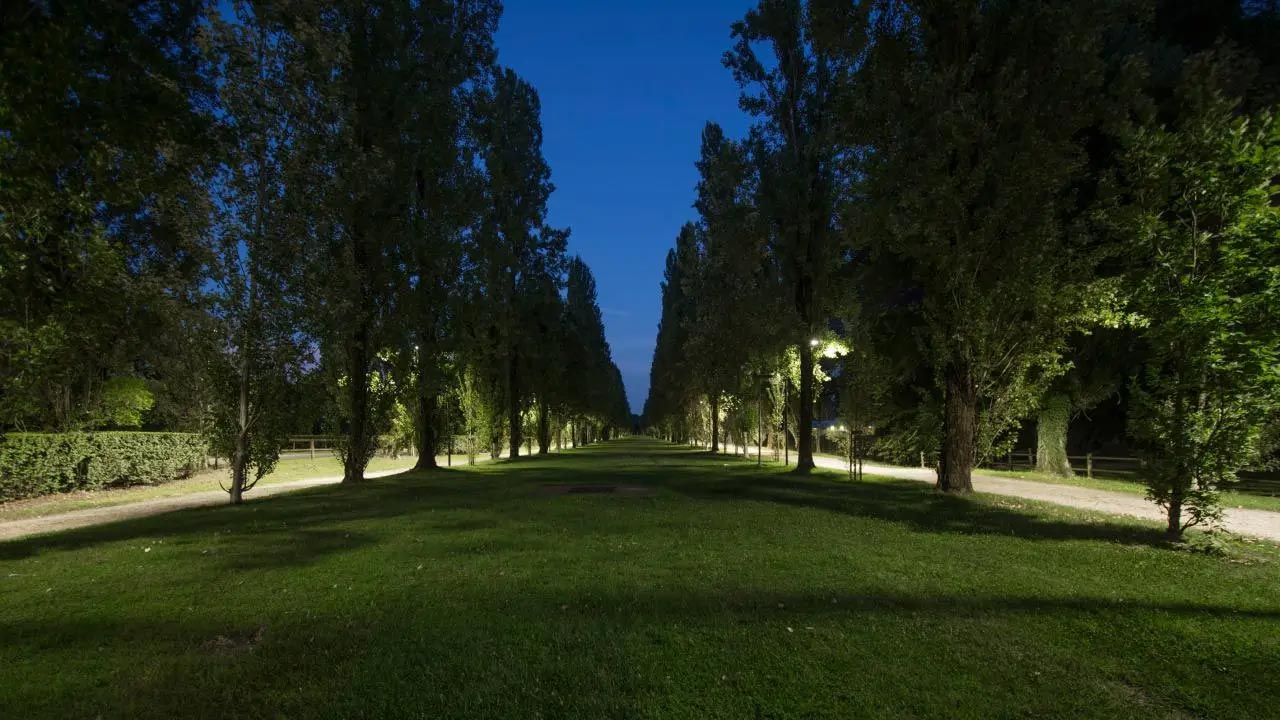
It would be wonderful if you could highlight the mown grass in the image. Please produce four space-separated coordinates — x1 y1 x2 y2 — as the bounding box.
1 436 1277 719
0 454 420 522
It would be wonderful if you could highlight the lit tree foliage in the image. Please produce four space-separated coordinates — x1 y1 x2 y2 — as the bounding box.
1117 62 1280 538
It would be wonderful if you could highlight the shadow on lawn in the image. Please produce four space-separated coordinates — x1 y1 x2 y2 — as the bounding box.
665 467 1172 548
0 468 494 563
1 439 1178 563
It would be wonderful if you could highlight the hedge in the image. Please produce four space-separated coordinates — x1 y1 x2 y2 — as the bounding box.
0 432 208 502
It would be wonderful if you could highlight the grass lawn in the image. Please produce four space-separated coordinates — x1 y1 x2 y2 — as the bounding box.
0 454 421 522
974 466 1280 513
2 437 1277 719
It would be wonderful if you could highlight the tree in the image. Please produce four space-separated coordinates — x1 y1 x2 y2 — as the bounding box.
278 1 427 483
0 0 217 432
204 2 307 505
851 0 1130 491
395 0 499 470
686 123 781 453
643 225 701 442
725 0 842 473
1117 62 1280 539
472 69 566 460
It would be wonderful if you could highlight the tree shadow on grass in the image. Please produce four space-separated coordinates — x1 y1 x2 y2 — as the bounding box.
664 469 1172 548
3 577 1276 720
0 468 498 564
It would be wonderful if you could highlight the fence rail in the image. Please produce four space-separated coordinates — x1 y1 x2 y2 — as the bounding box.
989 449 1145 479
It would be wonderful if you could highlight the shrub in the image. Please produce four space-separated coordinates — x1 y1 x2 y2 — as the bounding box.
0 432 208 502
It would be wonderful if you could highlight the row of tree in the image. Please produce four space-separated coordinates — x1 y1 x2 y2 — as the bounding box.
0 0 630 502
643 0 1280 539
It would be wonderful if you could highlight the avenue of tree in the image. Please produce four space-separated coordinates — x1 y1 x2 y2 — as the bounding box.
642 0 1280 539
0 1 630 503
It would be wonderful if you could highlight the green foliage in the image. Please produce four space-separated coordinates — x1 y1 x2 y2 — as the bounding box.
843 0 1136 489
0 1 217 432
95 377 154 429
381 402 417 459
0 432 207 502
1117 64 1280 535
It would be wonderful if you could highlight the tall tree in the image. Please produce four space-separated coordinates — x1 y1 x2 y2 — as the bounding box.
395 0 499 470
280 0 417 483
207 1 306 504
852 0 1131 491
472 69 566 460
725 0 842 473
643 225 701 442
686 123 777 452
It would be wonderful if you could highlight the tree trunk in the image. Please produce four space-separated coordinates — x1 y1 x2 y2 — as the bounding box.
536 398 550 454
1035 393 1073 477
507 351 521 460
938 362 976 492
343 322 371 484
1166 488 1184 540
710 394 720 453
414 390 438 470
230 357 249 505
794 341 816 473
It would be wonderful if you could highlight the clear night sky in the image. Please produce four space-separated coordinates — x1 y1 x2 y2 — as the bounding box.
495 0 754 415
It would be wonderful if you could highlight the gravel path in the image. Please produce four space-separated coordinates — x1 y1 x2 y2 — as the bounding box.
0 448 532 543
0 469 407 542
724 443 1280 542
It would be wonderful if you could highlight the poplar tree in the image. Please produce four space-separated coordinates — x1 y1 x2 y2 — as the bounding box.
725 0 842 473
472 69 566 460
853 0 1127 491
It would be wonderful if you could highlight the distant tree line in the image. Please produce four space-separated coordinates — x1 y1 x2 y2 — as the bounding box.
0 0 630 504
642 0 1280 540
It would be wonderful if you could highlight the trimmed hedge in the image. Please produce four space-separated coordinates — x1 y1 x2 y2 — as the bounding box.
0 432 208 502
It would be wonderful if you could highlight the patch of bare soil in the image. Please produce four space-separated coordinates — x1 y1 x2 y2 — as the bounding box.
537 484 656 497
202 624 267 655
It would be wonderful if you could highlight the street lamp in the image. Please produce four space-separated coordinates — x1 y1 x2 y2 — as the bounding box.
809 338 820 348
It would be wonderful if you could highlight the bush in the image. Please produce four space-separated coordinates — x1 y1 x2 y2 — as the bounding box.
0 432 208 502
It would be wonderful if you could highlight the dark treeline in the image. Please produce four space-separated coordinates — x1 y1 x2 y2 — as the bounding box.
0 1 630 502
642 0 1280 539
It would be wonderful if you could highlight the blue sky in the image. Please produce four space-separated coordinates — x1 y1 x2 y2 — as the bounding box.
495 0 754 414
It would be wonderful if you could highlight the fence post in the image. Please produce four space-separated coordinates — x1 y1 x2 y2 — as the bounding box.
448 435 452 467
920 451 925 469
1006 450 1012 470
1026 448 1034 468
1086 453 1093 479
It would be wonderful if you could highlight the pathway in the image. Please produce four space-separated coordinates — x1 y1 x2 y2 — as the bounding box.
0 447 543 543
721 442 1280 542
0 468 407 542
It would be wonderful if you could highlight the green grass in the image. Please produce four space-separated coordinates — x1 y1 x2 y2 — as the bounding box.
0 454 426 522
975 466 1280 513
2 437 1278 719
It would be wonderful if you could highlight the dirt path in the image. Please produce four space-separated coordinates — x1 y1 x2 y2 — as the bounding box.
723 443 1280 542
0 446 551 543
0 469 408 542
